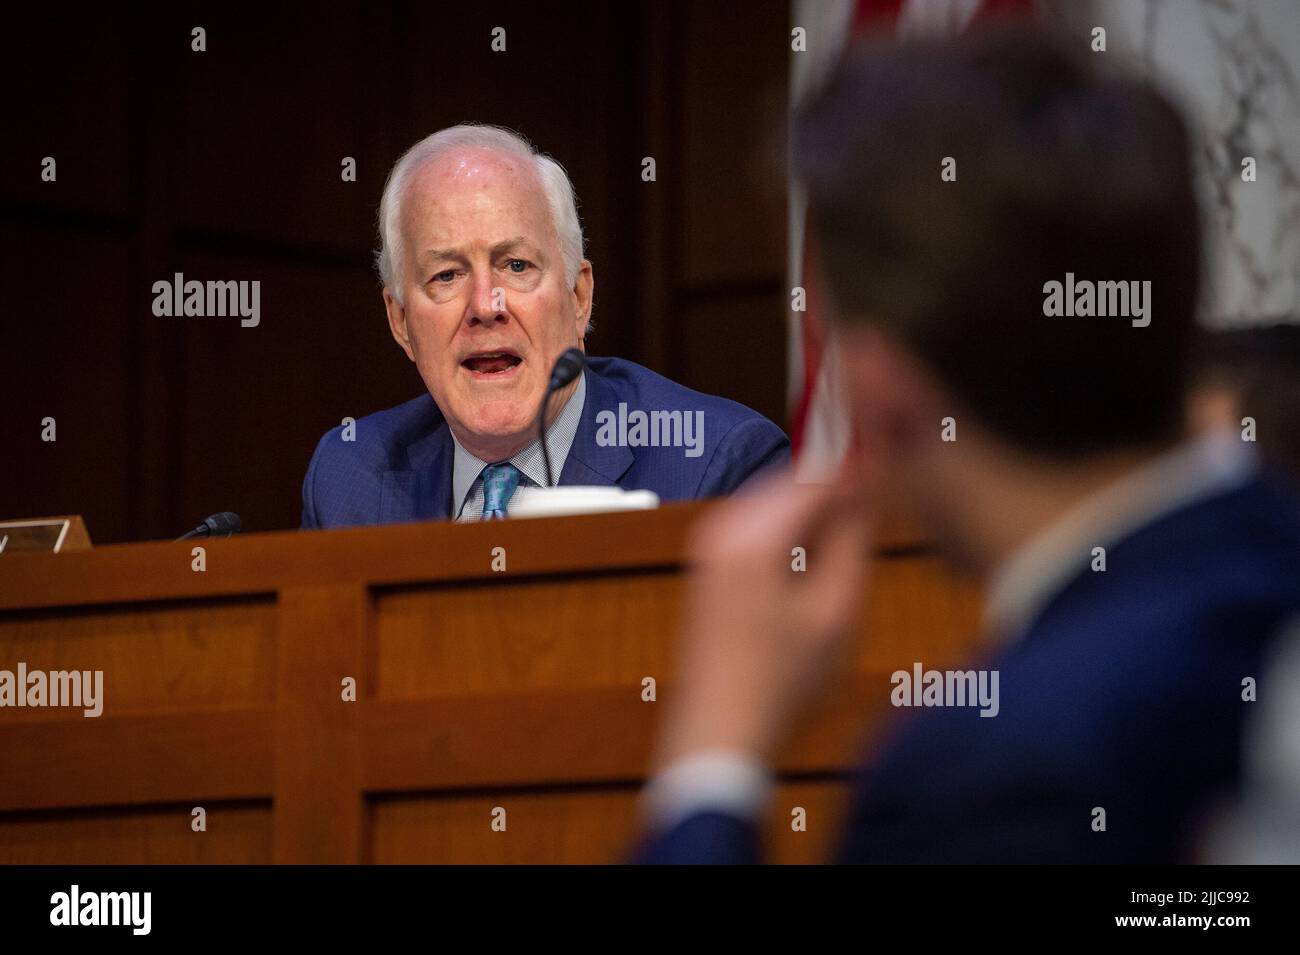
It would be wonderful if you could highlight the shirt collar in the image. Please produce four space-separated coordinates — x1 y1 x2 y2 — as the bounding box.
449 371 587 518
983 430 1258 644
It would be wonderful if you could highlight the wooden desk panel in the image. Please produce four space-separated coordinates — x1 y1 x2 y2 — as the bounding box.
370 779 847 865
0 597 276 710
373 572 683 698
0 502 984 863
0 801 272 865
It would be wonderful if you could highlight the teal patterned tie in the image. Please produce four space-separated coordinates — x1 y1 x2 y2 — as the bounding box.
481 463 522 520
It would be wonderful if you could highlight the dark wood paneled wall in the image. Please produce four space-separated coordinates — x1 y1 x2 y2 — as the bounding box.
0 1 790 544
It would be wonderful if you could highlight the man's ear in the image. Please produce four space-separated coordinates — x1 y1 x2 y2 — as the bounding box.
839 324 933 459
572 260 594 342
871 331 946 453
839 326 889 463
384 289 416 362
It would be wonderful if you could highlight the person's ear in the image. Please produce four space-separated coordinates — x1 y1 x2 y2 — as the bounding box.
883 341 945 452
838 324 895 454
572 260 594 343
840 324 938 459
384 288 416 362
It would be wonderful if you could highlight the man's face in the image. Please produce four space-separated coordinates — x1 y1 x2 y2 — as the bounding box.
384 148 593 461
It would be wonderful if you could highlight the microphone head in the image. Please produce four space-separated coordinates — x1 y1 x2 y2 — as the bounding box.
203 512 242 537
548 348 586 390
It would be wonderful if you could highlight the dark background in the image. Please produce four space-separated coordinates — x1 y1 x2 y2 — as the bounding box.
1 0 790 543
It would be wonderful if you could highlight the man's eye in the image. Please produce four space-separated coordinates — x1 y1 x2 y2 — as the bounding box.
432 270 457 283
506 259 529 274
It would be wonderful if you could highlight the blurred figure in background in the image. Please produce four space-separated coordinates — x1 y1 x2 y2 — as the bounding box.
1189 323 1300 487
1190 321 1300 863
1201 621 1300 863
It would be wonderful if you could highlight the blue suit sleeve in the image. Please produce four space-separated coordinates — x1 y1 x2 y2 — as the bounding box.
300 435 324 529
697 417 791 496
632 811 762 865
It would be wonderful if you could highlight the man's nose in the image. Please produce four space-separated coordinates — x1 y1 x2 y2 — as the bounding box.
467 272 507 326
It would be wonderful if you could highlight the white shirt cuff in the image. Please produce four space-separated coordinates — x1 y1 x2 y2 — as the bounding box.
640 750 774 832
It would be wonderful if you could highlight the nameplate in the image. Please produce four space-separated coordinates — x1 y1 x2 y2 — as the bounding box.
0 516 92 554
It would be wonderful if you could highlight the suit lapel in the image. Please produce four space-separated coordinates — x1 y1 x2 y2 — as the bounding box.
560 367 634 487
380 366 631 522
379 424 455 523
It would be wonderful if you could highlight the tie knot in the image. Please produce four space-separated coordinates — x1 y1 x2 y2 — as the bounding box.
481 463 522 519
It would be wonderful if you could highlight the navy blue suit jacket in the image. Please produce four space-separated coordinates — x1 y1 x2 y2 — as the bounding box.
638 475 1300 864
301 356 790 528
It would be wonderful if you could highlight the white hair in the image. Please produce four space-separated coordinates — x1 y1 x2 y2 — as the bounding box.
375 124 587 311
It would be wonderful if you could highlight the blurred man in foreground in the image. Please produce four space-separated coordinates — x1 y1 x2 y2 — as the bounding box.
637 30 1300 863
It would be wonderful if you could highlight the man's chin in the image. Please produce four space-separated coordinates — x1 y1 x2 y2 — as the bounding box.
447 381 537 420
450 405 538 452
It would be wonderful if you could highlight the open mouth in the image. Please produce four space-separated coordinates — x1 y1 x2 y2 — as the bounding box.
461 351 523 379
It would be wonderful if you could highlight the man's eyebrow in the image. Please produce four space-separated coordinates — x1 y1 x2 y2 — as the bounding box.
421 239 538 261
490 237 542 256
421 247 463 263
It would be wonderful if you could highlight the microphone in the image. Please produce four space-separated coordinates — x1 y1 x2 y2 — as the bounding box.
176 512 242 541
537 348 586 487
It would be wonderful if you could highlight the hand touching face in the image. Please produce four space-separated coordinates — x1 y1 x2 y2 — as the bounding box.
654 470 875 768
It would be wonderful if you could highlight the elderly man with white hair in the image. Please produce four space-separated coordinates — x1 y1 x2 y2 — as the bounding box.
301 124 789 526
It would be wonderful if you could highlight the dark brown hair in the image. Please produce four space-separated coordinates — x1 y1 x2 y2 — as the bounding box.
793 28 1201 456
